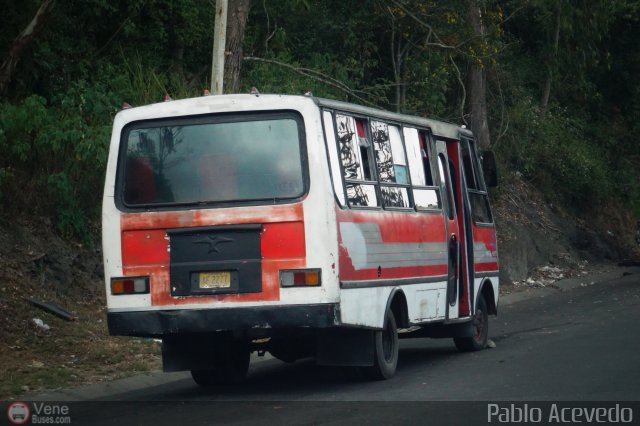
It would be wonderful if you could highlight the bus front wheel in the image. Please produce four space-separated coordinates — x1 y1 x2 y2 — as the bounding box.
454 295 489 352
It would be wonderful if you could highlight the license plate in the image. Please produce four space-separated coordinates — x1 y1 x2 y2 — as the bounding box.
199 271 231 289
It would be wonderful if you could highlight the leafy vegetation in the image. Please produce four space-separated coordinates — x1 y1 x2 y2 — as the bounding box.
1 0 639 239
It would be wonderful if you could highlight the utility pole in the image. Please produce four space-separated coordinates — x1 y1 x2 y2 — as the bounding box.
211 0 228 95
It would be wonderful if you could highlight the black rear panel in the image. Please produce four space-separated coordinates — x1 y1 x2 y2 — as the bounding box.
168 225 262 296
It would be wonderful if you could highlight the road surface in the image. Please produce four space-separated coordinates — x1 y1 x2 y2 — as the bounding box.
21 267 640 425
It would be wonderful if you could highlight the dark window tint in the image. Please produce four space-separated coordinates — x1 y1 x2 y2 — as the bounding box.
469 191 493 223
461 138 493 224
121 115 304 206
461 140 478 190
438 154 454 220
418 132 435 186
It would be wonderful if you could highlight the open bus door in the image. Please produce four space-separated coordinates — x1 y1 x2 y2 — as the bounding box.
435 140 462 320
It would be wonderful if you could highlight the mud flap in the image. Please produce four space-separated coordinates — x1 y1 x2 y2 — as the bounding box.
316 328 375 367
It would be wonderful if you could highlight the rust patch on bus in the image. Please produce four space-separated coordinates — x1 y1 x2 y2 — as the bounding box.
120 204 306 305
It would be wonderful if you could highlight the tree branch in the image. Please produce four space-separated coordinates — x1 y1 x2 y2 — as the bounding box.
500 1 530 25
243 56 378 107
94 1 148 58
386 0 456 50
262 0 277 54
0 0 55 97
449 55 467 125
493 74 509 146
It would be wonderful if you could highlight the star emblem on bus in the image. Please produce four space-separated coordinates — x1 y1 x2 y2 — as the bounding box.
193 235 233 253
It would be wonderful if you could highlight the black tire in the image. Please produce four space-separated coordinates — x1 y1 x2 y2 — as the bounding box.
365 310 399 380
454 294 489 352
191 340 250 386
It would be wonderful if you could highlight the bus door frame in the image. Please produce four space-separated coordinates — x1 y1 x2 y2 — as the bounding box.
436 139 474 319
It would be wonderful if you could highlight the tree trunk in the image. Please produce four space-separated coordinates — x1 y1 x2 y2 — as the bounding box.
390 22 401 112
540 0 561 113
224 0 251 94
0 0 55 97
465 0 491 149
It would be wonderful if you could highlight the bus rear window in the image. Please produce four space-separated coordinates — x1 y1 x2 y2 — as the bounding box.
120 114 305 207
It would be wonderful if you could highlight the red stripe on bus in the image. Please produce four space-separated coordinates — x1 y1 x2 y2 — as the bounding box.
122 230 169 266
120 203 304 231
336 209 448 243
474 262 499 273
261 222 306 259
338 253 448 281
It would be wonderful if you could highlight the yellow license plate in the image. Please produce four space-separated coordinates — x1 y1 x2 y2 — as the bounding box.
199 271 231 289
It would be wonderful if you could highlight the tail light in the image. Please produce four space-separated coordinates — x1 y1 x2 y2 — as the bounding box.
280 269 321 287
111 277 149 295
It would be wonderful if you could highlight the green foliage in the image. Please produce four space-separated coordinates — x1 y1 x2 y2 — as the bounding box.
1 0 639 241
0 84 116 241
47 172 92 243
495 98 616 209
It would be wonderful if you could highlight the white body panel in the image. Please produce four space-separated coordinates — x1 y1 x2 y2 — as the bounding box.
102 94 499 332
103 95 341 313
339 281 449 329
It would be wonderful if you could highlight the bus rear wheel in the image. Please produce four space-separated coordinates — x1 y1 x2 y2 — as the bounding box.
365 310 399 380
454 295 489 352
191 340 250 386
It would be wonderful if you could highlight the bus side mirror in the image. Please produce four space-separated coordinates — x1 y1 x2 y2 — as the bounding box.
481 150 498 188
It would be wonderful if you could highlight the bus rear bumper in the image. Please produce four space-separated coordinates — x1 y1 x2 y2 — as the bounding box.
107 304 340 337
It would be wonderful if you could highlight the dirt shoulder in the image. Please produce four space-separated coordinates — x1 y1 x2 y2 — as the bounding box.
493 173 640 292
0 217 160 400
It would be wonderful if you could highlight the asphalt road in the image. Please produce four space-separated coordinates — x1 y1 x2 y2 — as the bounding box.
17 267 640 425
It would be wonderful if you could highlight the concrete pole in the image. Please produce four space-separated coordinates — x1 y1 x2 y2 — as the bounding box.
211 0 228 95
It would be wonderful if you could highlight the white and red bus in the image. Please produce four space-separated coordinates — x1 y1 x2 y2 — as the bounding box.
103 94 499 384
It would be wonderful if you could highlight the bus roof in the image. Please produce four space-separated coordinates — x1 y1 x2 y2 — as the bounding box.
114 94 472 140
314 97 472 140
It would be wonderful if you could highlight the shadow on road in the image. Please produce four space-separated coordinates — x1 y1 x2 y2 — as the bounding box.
149 340 465 401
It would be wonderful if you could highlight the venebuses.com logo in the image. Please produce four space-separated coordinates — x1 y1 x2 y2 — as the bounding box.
6 402 30 425
6 401 71 424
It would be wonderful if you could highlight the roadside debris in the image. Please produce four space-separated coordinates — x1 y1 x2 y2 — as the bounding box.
32 318 50 331
29 299 76 321
512 264 566 288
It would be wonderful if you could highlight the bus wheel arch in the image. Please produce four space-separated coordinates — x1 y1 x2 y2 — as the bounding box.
478 278 497 315
385 288 409 329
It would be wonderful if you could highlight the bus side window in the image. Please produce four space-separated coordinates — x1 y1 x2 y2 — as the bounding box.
418 132 436 186
461 138 478 190
438 154 455 220
404 127 440 210
371 121 412 209
461 138 493 224
323 111 346 206
335 114 379 208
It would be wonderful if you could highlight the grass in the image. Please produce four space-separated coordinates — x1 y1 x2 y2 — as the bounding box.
0 218 162 400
